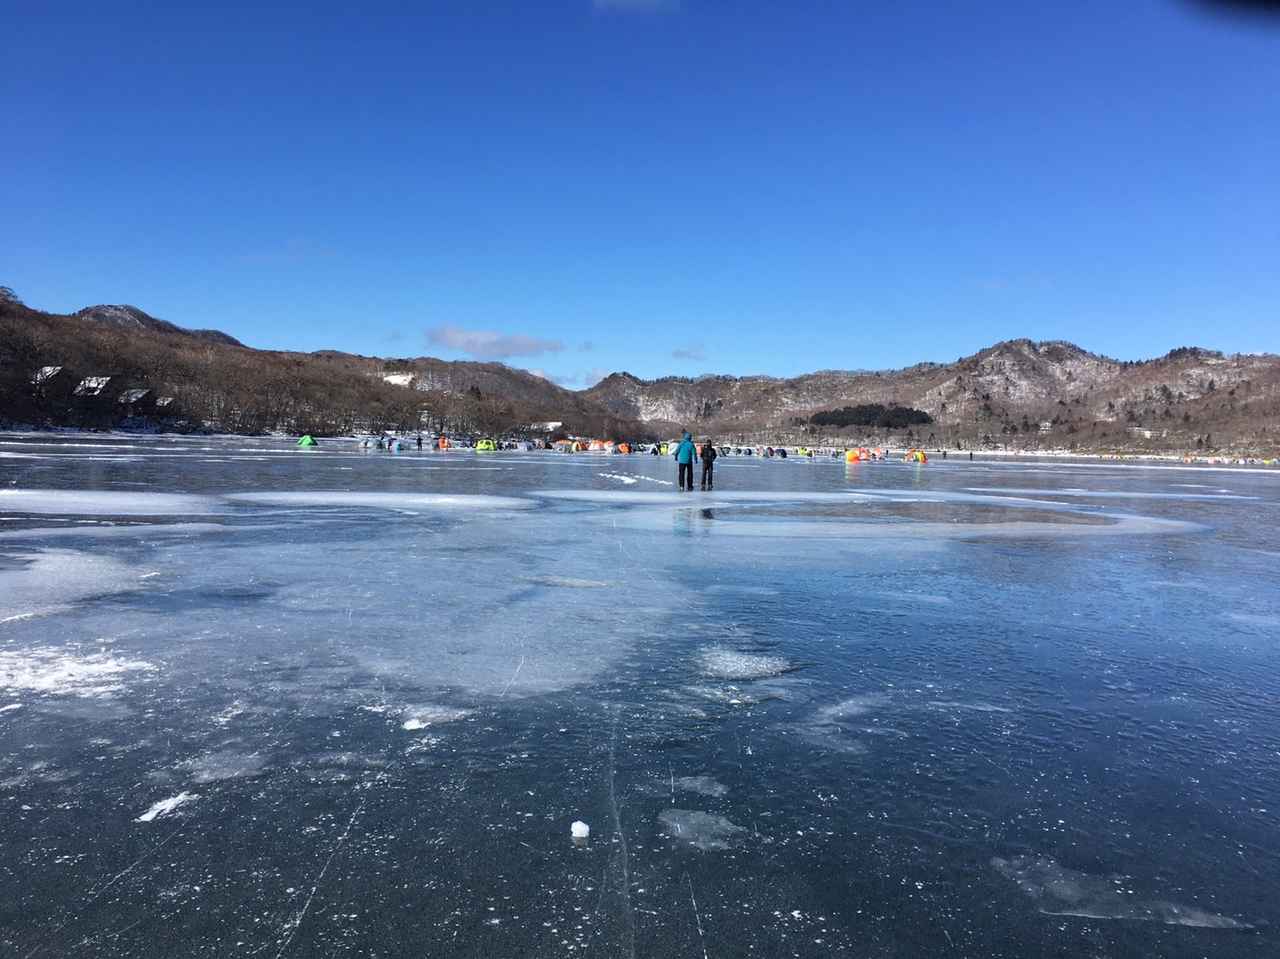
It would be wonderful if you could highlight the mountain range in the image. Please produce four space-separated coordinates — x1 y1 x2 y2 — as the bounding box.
2 286 1277 452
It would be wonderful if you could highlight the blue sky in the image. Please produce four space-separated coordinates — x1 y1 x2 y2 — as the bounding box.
5 0 1278 387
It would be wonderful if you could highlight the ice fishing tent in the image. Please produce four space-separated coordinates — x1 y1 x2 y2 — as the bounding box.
904 449 927 463
475 438 497 452
297 435 318 447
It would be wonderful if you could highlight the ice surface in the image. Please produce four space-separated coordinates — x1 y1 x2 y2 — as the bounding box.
0 522 232 542
0 549 144 621
2 438 1278 957
965 486 1255 501
224 491 532 511
992 856 1255 929
0 489 218 515
522 576 611 589
658 809 745 850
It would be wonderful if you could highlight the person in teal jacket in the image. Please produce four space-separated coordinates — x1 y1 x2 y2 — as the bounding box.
673 431 698 491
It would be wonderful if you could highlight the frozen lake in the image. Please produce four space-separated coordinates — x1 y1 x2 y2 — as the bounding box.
2 434 1279 957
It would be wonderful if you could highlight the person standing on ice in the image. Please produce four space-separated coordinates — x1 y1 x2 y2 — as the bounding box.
673 431 698 491
700 438 718 490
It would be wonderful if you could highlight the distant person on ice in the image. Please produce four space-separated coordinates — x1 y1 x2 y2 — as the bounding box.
700 438 717 490
673 431 698 491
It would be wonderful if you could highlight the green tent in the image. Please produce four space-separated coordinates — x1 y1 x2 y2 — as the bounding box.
297 435 318 447
475 438 497 452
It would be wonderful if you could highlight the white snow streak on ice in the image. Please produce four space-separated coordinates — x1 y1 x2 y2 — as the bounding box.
136 792 197 822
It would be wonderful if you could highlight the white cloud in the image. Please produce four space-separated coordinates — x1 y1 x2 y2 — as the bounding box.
672 343 707 362
426 325 564 361
531 368 611 389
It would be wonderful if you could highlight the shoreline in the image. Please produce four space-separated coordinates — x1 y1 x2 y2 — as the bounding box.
3 428 1278 471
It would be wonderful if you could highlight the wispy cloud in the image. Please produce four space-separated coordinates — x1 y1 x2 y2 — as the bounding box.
578 340 596 352
426 325 564 361
593 0 680 12
672 343 707 362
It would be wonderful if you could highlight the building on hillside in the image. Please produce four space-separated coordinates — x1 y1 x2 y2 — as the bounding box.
117 388 156 415
74 376 112 397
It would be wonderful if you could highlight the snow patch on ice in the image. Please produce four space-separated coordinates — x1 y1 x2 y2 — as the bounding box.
598 472 638 485
675 775 729 798
992 856 1255 929
136 791 197 822
402 705 471 730
697 647 792 680
212 701 248 726
182 749 268 783
0 645 156 697
658 809 745 850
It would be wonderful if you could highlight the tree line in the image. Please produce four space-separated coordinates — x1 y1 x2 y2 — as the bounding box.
809 403 933 429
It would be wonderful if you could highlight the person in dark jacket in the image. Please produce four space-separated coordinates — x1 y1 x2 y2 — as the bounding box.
700 439 718 490
673 431 698 491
